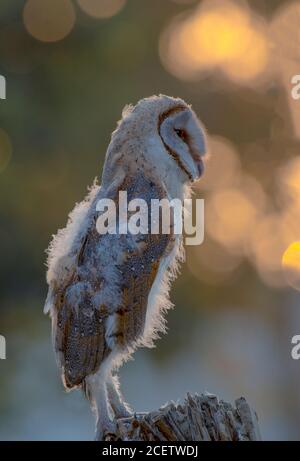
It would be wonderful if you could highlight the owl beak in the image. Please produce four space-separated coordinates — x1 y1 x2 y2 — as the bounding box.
194 157 205 179
189 144 205 180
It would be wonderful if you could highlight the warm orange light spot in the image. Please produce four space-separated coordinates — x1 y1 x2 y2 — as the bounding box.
189 9 252 65
23 0 75 43
282 242 300 291
77 0 126 19
160 0 269 84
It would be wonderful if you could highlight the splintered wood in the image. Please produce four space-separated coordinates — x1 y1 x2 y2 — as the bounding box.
110 393 261 441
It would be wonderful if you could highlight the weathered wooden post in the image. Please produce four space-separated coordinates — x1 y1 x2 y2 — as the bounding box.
106 393 261 441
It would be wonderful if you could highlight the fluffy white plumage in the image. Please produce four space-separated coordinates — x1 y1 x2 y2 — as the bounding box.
45 95 207 439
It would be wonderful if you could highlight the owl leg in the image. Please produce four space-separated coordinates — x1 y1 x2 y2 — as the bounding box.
106 373 132 419
85 371 116 441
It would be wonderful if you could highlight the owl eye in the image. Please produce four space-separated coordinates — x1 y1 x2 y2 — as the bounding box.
175 128 188 144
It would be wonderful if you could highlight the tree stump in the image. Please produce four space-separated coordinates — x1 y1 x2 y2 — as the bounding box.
108 393 261 441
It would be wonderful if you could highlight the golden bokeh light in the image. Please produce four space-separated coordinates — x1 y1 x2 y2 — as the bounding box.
187 8 252 65
160 0 269 84
0 128 12 173
282 242 300 291
77 0 126 19
23 0 76 43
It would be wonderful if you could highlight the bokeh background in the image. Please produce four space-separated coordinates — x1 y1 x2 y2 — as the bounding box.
1 0 300 440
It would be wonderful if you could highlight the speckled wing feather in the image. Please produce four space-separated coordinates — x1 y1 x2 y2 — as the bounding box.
52 174 175 389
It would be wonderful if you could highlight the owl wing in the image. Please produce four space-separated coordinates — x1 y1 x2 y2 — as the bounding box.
50 221 107 389
49 175 175 389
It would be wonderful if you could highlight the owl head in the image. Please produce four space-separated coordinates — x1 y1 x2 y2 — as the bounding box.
102 95 208 193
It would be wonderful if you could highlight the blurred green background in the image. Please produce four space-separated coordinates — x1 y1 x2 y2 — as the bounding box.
1 0 300 440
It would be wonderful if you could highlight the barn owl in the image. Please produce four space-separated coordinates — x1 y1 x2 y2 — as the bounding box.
44 95 207 440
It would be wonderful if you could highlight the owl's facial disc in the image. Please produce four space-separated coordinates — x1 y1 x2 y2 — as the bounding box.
159 107 207 182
